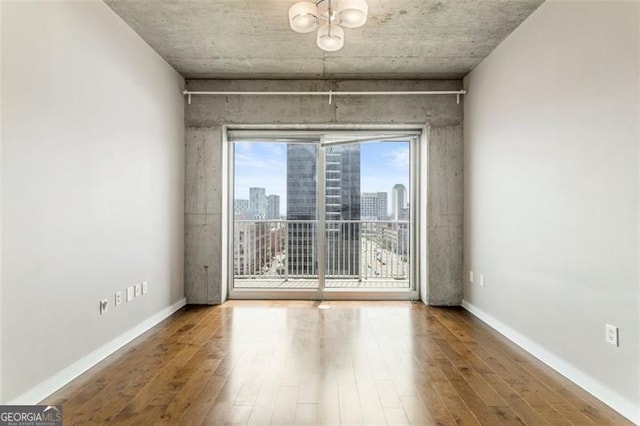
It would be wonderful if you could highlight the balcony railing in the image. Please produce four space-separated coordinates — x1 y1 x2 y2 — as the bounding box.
233 219 410 286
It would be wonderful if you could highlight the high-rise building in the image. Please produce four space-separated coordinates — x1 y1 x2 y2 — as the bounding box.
286 144 360 276
361 193 377 220
361 192 388 220
234 198 251 220
234 199 250 215
249 187 266 220
325 145 361 276
266 194 280 220
377 192 388 220
286 144 318 275
399 206 410 221
233 222 271 275
391 184 407 220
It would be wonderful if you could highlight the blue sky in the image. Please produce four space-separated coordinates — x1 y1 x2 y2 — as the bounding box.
234 141 410 212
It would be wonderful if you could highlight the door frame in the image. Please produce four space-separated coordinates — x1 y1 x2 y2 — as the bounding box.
223 124 428 302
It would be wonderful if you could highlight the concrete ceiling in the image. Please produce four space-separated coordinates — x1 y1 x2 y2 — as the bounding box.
105 0 545 80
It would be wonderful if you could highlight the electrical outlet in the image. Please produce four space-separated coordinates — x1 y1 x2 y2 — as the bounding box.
469 270 474 283
606 324 619 346
115 291 122 307
99 299 108 315
126 286 134 302
134 283 141 297
479 274 485 287
142 281 148 295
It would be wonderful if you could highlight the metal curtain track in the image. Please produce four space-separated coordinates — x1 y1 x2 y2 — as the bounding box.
182 89 467 105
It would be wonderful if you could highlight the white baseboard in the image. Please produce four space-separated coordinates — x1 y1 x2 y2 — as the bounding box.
461 300 639 425
7 297 187 405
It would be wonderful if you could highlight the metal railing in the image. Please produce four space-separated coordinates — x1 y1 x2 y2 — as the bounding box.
233 219 410 283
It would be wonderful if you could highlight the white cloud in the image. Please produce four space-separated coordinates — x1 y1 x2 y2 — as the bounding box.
384 147 410 169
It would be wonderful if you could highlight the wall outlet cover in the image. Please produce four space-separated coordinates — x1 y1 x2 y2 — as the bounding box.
115 291 122 307
126 286 134 302
606 324 619 346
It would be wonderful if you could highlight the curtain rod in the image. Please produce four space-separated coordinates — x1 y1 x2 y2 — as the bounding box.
182 89 467 105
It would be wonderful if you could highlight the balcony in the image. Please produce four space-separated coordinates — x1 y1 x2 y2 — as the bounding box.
233 219 410 289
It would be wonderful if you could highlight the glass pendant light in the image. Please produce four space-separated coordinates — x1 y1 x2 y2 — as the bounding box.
289 1 319 33
337 0 368 28
316 23 344 51
289 0 368 51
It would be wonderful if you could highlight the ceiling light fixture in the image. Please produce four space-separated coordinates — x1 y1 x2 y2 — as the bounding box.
288 0 368 52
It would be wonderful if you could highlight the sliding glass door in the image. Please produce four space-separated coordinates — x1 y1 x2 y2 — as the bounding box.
322 138 411 290
228 130 418 299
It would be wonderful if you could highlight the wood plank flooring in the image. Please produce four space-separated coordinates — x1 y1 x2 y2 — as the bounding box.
43 301 632 425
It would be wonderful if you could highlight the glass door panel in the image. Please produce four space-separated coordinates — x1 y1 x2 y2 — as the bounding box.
232 142 319 290
323 140 412 289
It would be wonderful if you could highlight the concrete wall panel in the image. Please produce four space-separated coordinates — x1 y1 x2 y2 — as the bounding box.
185 79 464 305
204 130 223 216
185 129 206 215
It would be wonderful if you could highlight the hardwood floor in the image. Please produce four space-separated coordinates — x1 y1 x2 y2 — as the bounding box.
44 301 632 425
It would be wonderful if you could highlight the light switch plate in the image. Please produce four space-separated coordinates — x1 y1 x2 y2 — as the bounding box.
126 286 134 302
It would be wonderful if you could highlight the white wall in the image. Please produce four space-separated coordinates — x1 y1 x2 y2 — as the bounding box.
637 2 640 417
1 0 185 402
463 0 639 421
0 0 3 405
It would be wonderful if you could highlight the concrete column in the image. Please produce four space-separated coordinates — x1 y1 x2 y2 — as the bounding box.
185 128 223 304
428 125 463 305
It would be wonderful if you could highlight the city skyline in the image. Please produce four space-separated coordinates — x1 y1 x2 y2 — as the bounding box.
234 141 410 213
235 185 407 220
233 141 411 285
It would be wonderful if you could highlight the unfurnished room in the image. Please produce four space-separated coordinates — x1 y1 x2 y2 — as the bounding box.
0 0 639 425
